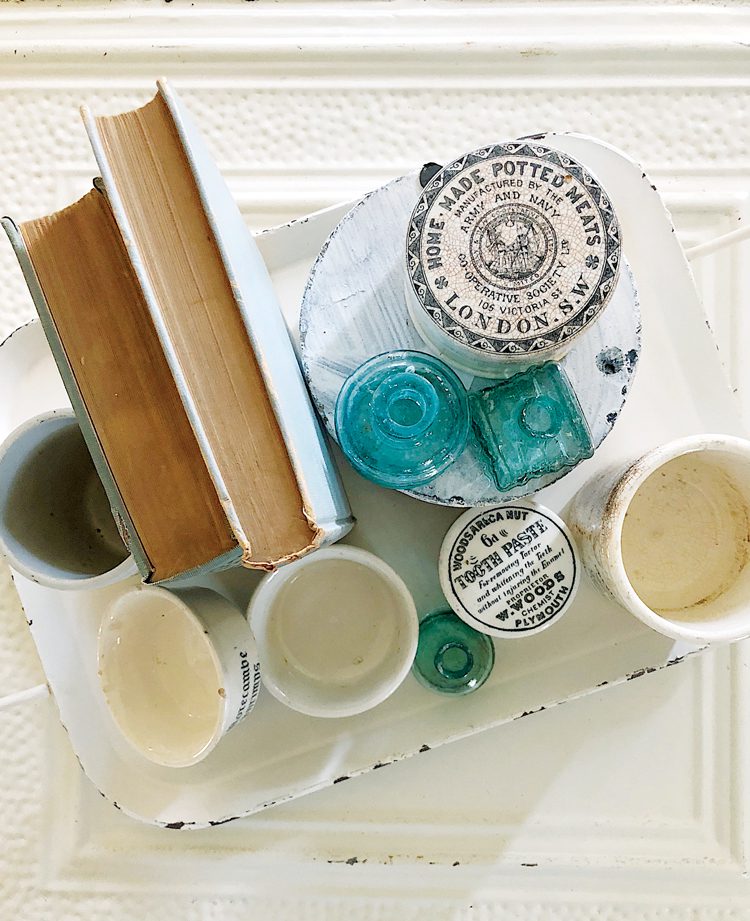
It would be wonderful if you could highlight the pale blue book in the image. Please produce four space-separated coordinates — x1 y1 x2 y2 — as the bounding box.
4 81 352 584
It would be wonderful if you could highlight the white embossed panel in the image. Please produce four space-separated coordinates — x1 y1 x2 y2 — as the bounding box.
0 3 749 919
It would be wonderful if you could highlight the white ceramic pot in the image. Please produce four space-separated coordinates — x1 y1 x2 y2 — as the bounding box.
98 585 261 768
568 434 750 645
0 409 137 589
248 545 418 718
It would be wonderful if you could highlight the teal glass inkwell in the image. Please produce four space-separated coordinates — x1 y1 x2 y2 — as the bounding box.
469 362 593 492
335 351 470 489
412 609 495 695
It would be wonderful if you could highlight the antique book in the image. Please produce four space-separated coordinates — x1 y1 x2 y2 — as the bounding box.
3 80 352 583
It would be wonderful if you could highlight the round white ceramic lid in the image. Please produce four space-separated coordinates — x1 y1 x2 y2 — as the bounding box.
439 502 580 638
406 141 621 358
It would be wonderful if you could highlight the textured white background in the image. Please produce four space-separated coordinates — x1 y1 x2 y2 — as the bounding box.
1 1 750 918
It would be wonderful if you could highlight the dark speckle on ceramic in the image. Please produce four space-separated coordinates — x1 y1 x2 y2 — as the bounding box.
596 347 625 376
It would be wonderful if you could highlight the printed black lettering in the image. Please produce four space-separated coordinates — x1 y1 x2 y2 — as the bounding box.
571 273 590 298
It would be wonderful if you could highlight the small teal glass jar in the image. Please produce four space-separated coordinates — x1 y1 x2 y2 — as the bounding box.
412 609 495 695
468 362 593 492
334 351 469 490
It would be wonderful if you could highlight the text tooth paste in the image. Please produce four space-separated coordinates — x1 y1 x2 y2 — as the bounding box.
439 502 581 638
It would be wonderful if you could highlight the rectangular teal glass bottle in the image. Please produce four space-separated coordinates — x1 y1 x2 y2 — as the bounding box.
468 362 593 491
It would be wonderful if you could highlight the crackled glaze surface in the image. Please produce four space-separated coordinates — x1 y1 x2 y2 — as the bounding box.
407 142 621 362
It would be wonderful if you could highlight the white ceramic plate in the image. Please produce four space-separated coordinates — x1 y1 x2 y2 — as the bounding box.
1 133 743 828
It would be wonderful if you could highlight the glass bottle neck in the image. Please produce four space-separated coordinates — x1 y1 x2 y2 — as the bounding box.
370 371 439 440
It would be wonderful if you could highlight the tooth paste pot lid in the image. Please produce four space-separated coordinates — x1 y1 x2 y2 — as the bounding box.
438 501 580 638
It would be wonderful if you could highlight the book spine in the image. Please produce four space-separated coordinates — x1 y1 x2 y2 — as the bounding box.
1 216 152 581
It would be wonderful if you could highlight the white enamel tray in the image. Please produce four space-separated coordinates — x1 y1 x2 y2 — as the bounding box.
1 134 744 829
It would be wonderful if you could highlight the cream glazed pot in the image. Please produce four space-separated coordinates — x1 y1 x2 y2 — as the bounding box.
98 585 261 768
567 434 750 645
